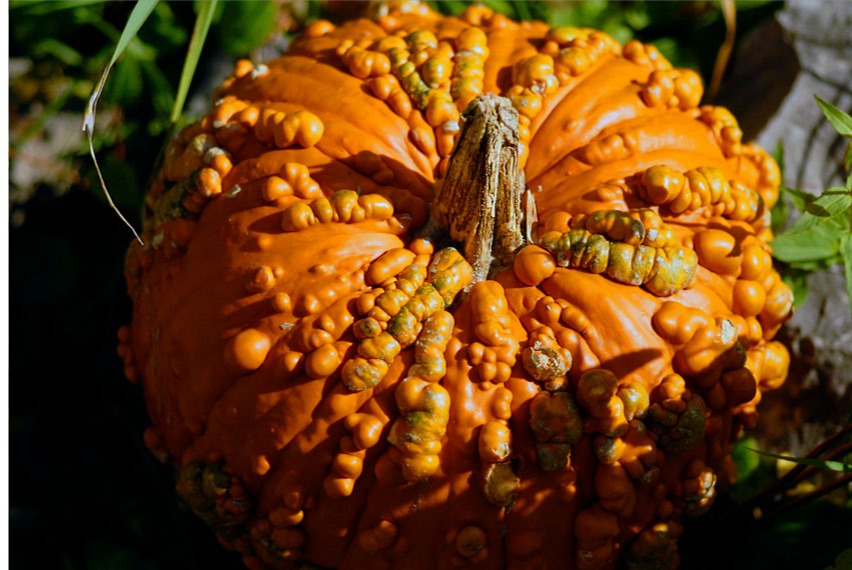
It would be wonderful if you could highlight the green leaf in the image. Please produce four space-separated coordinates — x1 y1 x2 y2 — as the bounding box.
170 0 218 124
139 59 175 118
733 437 762 480
749 448 852 473
33 37 83 66
772 140 785 178
845 140 852 173
771 193 789 235
623 3 651 30
782 268 810 307
514 0 533 21
773 189 852 264
649 37 700 71
123 35 157 62
736 0 781 8
729 438 778 504
148 2 187 52
481 0 518 17
772 222 844 264
431 1 467 16
782 186 812 214
789 190 851 233
215 1 278 56
815 94 852 137
598 17 633 45
101 51 144 105
842 234 852 319
305 0 326 21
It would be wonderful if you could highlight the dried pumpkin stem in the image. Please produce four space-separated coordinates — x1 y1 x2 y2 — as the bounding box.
425 93 526 283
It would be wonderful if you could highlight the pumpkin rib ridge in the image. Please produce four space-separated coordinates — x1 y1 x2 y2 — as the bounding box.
221 56 439 180
525 58 651 181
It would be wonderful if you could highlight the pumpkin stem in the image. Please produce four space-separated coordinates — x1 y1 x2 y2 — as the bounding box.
425 93 526 283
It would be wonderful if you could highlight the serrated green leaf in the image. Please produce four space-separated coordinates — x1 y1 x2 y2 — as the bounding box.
781 186 811 214
842 234 852 319
815 94 852 137
171 0 217 124
810 188 850 214
783 190 851 235
749 448 852 473
772 221 843 264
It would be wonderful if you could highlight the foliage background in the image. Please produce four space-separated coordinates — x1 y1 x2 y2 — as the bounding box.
7 1 850 569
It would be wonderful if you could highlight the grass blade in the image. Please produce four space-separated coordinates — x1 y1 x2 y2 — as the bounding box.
749 448 852 474
170 0 219 124
82 0 159 245
83 0 159 133
10 0 107 15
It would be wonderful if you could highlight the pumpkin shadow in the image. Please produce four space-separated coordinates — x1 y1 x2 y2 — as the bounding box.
246 210 286 236
599 348 663 379
313 150 433 198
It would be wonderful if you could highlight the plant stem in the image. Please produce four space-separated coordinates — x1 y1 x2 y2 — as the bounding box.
424 94 526 283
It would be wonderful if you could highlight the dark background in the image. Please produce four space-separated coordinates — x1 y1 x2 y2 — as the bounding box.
8 1 851 569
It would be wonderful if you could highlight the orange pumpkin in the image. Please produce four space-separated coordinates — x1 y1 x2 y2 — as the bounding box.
119 3 793 569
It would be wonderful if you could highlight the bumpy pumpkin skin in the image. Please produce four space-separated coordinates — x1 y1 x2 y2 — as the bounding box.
119 3 793 569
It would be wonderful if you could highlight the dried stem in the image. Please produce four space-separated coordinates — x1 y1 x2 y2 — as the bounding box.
425 93 526 283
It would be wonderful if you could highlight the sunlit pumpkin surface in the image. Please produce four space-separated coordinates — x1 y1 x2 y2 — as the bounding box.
119 2 793 569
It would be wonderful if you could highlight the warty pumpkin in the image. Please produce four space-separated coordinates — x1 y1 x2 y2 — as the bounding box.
118 2 794 569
